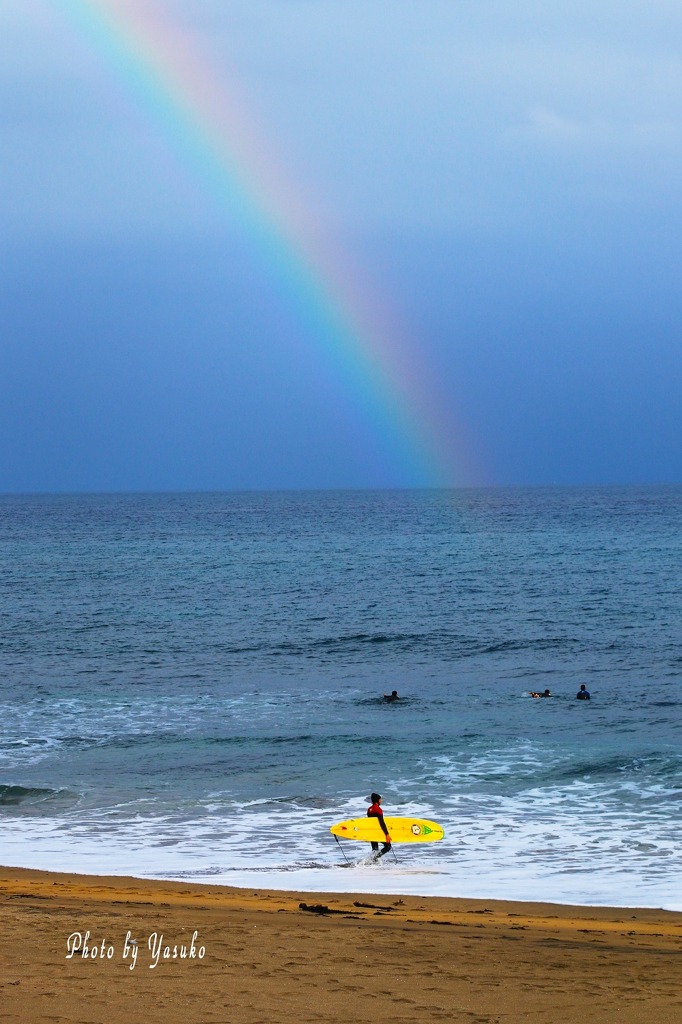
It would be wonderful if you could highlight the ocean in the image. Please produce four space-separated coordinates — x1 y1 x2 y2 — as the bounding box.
1 486 680 908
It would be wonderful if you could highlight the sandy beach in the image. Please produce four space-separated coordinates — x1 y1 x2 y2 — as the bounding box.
1 867 681 1023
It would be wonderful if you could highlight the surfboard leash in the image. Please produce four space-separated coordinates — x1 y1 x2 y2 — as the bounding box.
334 834 351 864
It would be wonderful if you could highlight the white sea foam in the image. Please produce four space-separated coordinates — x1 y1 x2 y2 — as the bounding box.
2 800 680 911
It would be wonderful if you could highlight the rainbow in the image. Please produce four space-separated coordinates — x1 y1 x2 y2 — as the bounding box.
61 0 479 486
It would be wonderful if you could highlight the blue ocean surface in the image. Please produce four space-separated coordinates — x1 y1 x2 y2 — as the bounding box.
1 487 680 907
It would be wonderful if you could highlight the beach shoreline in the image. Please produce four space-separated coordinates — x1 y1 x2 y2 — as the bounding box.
2 866 681 1023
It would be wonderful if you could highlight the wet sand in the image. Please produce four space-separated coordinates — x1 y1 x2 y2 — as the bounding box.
1 866 681 1023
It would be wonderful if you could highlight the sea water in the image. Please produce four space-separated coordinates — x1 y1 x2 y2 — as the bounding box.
0 487 680 908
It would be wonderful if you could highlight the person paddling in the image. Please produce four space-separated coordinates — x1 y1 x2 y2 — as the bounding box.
367 792 392 859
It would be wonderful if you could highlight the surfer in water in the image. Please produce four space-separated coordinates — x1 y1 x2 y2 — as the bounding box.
367 793 392 859
530 689 552 698
576 684 591 700
383 690 399 702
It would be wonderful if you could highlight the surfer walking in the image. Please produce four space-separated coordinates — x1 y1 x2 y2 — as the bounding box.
367 793 392 860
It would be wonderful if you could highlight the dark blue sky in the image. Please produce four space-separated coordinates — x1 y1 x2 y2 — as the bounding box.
2 1 681 491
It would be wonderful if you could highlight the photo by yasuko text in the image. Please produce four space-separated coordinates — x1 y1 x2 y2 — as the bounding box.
65 930 206 970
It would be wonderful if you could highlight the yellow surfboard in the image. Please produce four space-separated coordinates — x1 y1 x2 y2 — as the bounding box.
330 816 444 844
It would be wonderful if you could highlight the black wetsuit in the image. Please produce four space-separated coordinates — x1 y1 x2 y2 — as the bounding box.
367 801 391 857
